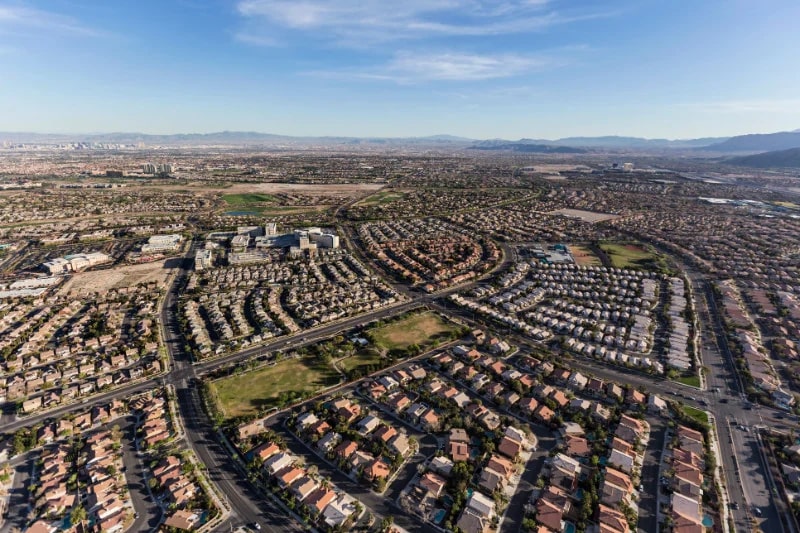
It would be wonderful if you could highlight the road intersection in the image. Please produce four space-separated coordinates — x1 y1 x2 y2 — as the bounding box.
2 242 794 533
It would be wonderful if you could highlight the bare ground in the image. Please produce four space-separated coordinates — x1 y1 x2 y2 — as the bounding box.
59 260 176 295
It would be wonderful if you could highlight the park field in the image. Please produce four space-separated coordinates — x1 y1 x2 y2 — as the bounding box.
222 193 276 205
210 357 339 418
338 349 383 374
601 243 662 270
370 311 458 351
357 190 405 206
570 245 602 267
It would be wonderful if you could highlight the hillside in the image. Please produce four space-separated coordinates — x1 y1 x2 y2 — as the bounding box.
702 131 800 152
468 141 586 154
726 147 800 168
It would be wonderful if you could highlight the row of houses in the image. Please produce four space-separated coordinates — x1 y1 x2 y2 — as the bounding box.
83 430 134 533
666 426 708 532
293 397 413 485
250 442 362 529
132 393 173 449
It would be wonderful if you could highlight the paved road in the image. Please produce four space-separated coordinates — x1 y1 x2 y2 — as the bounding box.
4 233 798 533
0 460 31 533
636 420 666 533
501 424 557 533
434 281 794 532
160 248 309 533
0 380 161 434
268 412 436 533
119 415 163 533
690 273 784 532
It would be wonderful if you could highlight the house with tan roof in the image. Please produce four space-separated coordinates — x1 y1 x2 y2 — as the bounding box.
565 435 590 457
277 466 305 488
478 467 505 494
163 509 201 531
535 497 564 532
367 459 391 481
608 449 635 474
677 426 704 456
290 475 319 502
450 441 470 462
251 441 280 462
334 440 358 460
498 436 522 460
601 467 633 507
534 404 555 424
265 452 294 475
322 494 358 528
671 492 703 526
598 503 630 533
419 471 447 497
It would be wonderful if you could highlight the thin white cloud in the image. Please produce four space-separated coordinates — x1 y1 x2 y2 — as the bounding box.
388 52 548 81
234 0 610 45
0 4 100 36
305 51 555 82
680 99 800 113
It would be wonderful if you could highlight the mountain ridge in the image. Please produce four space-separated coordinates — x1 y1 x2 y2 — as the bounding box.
726 147 800 168
3 129 800 151
700 131 800 152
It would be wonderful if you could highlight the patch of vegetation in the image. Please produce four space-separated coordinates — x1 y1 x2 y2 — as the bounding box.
210 357 339 418
338 348 384 374
222 193 276 205
260 206 325 215
369 311 458 352
358 190 405 206
570 244 602 267
682 405 709 426
674 374 701 388
600 242 670 272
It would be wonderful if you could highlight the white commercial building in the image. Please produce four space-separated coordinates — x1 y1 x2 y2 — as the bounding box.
42 252 111 274
141 234 182 254
195 249 213 271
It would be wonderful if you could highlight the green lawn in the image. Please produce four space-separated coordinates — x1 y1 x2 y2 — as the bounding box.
357 191 405 206
675 374 701 388
370 311 457 351
338 348 384 374
210 357 339 418
222 193 276 205
682 405 709 426
600 242 669 272
260 206 324 215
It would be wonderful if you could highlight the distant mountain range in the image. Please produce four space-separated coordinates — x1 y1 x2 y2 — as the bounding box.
699 131 800 152
525 135 729 149
0 131 476 147
2 129 800 153
726 147 800 168
467 141 587 154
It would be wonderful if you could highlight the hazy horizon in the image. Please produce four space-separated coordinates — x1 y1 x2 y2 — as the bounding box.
2 0 800 139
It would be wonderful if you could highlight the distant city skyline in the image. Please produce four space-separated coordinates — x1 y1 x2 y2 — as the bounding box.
1 0 800 139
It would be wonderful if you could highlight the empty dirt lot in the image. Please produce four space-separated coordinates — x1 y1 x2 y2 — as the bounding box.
59 260 175 295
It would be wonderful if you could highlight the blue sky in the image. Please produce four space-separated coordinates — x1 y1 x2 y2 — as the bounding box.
1 0 800 139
